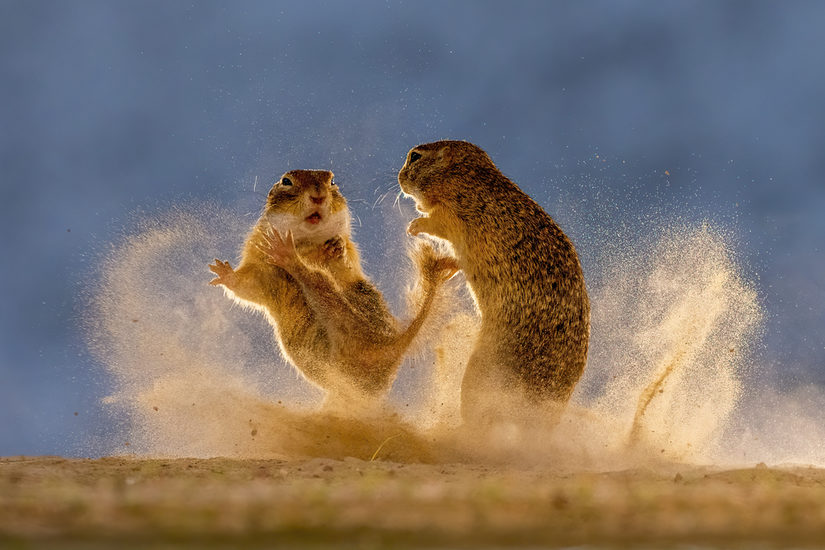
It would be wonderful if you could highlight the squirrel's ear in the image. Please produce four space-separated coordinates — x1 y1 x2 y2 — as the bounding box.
437 146 453 163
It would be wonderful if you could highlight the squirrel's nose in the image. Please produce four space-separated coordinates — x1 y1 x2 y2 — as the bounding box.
310 195 326 205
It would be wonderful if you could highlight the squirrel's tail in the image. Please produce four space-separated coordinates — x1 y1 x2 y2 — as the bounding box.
394 240 459 353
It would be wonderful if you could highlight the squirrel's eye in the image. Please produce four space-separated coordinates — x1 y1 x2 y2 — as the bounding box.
281 177 293 186
330 179 337 186
409 151 422 164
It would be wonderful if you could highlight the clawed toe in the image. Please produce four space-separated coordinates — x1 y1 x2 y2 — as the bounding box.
208 259 235 286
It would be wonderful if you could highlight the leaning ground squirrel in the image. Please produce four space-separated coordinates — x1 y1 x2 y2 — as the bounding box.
398 141 590 423
209 169 457 407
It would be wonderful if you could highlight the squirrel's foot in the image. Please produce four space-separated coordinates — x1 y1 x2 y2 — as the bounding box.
208 259 237 288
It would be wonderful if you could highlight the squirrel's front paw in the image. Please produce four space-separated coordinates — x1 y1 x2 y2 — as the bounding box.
320 236 346 261
433 256 460 282
408 217 429 236
257 227 299 270
209 259 237 288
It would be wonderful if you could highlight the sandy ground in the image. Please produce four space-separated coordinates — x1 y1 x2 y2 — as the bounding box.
2 456 825 548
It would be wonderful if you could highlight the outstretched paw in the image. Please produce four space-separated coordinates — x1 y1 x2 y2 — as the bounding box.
257 225 299 270
208 259 237 288
412 241 460 284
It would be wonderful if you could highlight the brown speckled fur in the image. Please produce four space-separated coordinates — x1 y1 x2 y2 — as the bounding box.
398 141 590 422
209 170 455 406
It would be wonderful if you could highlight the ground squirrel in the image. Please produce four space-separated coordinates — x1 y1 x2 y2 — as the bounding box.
209 169 456 407
398 141 590 423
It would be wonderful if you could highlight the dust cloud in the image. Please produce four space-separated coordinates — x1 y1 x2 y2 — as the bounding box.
86 202 820 469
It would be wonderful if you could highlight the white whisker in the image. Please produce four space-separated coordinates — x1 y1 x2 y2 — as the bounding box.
373 191 391 208
394 190 404 214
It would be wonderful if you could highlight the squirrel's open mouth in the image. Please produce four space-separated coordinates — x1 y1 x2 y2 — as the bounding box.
305 212 322 225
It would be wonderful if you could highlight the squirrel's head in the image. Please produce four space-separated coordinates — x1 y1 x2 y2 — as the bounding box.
263 169 350 244
398 140 497 213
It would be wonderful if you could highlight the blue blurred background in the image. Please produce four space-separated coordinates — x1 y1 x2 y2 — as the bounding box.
1 1 823 456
